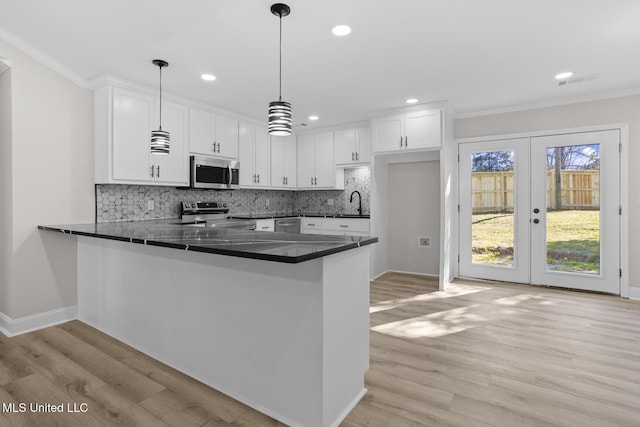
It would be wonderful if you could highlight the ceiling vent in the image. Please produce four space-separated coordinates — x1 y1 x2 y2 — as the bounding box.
558 73 599 86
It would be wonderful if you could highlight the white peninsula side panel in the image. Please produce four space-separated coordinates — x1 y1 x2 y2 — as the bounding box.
76 237 370 427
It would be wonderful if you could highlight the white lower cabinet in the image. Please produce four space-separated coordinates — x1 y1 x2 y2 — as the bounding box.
95 85 188 185
322 218 370 236
301 217 324 234
301 217 370 236
255 218 275 232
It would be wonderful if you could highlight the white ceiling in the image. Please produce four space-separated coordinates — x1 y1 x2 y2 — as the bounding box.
1 0 639 129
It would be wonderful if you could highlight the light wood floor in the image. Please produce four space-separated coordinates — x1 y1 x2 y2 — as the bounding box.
1 273 640 426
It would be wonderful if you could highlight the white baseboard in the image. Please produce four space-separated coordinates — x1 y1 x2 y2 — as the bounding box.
0 306 77 337
628 287 640 301
0 311 11 337
387 269 440 279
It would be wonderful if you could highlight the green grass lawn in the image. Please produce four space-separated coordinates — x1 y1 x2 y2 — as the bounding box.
472 210 600 274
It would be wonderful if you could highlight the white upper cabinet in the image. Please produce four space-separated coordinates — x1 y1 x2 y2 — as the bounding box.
152 99 188 184
372 110 441 153
296 132 344 189
335 127 372 166
270 135 297 188
189 107 238 159
95 85 188 186
239 122 270 188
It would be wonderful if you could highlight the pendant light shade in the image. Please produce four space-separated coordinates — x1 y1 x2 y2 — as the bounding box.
151 59 170 155
268 100 292 136
268 3 292 136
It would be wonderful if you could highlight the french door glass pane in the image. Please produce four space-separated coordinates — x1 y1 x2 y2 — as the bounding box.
471 150 515 267
544 144 601 274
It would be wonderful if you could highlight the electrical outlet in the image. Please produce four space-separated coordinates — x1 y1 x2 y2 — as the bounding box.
327 199 334 206
147 200 155 210
419 236 431 247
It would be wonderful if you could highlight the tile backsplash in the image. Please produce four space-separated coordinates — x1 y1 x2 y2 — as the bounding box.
96 168 370 222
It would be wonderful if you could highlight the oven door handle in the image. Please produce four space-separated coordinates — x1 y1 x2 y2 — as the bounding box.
227 165 232 187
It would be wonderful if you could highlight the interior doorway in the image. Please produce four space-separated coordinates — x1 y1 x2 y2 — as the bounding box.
388 161 440 275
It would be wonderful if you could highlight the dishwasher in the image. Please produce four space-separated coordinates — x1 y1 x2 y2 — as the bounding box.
274 217 301 233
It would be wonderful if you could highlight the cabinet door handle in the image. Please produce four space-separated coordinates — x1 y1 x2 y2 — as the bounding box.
352 152 355 161
311 177 314 186
285 177 288 185
400 136 403 148
283 177 285 185
156 165 160 178
257 174 260 183
253 174 256 183
150 165 155 178
405 136 408 147
339 225 349 228
356 152 359 161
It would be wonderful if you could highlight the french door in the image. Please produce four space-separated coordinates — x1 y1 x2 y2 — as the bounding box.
459 130 620 294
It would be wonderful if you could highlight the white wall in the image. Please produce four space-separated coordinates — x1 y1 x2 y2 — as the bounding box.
0 62 12 317
388 161 440 275
455 94 640 292
370 150 440 278
0 38 94 327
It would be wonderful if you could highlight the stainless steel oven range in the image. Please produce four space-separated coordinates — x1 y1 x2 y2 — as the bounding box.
181 201 256 230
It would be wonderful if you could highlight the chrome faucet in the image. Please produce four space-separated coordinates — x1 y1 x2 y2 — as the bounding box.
349 190 362 216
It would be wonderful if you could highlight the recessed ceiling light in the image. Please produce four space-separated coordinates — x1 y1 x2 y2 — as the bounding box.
201 74 216 81
309 115 319 121
406 98 418 104
555 72 573 80
332 25 351 36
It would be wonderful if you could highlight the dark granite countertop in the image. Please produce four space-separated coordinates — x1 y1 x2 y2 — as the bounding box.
38 219 377 264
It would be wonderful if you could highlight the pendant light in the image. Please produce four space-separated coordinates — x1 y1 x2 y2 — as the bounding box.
151 59 170 155
268 3 292 136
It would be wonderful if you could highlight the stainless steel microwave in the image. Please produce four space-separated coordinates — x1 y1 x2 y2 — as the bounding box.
189 155 240 190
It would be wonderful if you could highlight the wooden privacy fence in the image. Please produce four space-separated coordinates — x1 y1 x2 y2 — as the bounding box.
471 170 600 212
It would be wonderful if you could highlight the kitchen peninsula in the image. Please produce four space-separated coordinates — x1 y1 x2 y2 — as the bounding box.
39 220 377 427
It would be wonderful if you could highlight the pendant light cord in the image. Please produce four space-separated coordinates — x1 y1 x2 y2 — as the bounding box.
278 14 283 102
159 65 163 131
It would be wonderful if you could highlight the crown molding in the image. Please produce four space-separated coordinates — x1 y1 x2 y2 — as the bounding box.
0 26 90 88
454 87 640 119
367 100 448 119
